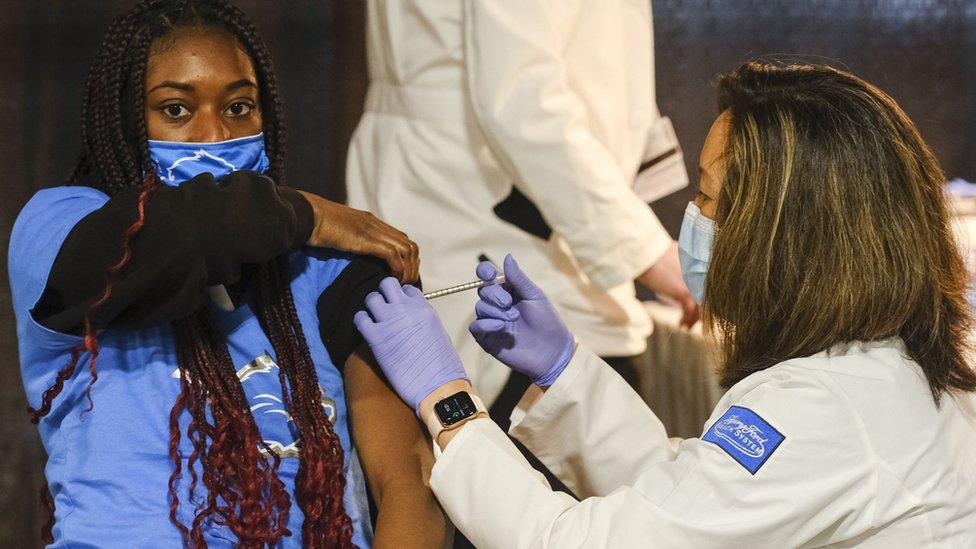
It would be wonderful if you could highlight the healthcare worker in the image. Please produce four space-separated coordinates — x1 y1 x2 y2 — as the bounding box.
354 61 976 547
345 0 694 409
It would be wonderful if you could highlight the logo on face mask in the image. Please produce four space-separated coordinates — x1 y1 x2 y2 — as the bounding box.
148 132 270 186
159 149 239 184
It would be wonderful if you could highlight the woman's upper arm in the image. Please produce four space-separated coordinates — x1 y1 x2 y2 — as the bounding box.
315 254 444 545
9 187 108 363
9 187 110 333
344 348 434 492
344 347 448 548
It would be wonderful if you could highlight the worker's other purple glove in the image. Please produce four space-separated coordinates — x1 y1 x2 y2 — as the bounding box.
354 277 469 413
468 255 574 387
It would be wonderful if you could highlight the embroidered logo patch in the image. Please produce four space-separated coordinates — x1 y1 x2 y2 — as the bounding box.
703 405 784 474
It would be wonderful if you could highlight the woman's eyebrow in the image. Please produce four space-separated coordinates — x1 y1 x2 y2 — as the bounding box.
226 78 257 91
148 80 193 93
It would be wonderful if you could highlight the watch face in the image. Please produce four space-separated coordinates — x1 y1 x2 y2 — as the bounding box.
434 391 478 427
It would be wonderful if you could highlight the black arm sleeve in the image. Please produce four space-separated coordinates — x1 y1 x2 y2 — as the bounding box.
33 171 314 332
317 256 422 369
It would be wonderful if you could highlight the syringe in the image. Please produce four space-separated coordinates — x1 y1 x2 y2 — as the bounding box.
423 275 506 300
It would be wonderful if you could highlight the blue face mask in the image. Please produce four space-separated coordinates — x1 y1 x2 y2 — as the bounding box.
678 201 717 305
147 132 270 186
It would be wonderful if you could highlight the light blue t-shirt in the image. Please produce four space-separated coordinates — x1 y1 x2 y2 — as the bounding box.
9 186 373 548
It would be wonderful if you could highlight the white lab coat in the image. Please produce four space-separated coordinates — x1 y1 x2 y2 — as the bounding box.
346 0 687 403
429 340 976 547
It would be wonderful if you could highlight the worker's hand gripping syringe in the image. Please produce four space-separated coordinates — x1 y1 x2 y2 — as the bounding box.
466 257 574 386
353 254 574 415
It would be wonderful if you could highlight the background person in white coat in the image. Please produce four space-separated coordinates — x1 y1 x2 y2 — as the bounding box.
354 62 976 547
345 0 696 412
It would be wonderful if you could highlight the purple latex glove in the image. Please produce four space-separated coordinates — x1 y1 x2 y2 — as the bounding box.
354 277 469 413
468 255 574 387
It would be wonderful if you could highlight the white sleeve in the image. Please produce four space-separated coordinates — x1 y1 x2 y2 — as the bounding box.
462 0 672 290
509 344 680 498
430 370 876 548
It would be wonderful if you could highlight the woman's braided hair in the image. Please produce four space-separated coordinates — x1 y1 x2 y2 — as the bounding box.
31 1 354 546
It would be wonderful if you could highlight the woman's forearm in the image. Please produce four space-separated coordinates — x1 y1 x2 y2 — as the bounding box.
36 171 311 332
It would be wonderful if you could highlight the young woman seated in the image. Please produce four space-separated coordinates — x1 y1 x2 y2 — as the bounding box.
9 1 444 547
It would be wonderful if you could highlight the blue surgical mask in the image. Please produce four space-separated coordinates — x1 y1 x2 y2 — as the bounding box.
147 132 270 186
678 201 717 305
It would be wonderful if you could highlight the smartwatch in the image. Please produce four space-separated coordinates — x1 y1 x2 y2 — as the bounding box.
425 391 487 443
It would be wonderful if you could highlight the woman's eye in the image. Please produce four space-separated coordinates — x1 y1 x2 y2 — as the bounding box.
226 102 253 116
162 104 190 119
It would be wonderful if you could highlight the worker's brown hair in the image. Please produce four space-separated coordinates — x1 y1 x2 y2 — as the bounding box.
704 61 976 403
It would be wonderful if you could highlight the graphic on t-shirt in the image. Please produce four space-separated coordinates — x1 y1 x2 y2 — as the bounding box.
172 352 337 458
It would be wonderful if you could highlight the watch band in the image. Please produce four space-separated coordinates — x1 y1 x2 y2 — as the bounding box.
425 392 487 443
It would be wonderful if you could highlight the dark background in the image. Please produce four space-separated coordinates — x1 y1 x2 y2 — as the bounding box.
1 1 973 545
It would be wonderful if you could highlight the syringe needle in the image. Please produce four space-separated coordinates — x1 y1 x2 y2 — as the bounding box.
423 275 506 300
